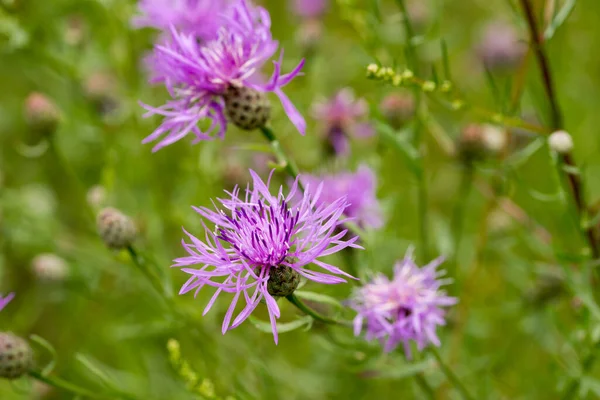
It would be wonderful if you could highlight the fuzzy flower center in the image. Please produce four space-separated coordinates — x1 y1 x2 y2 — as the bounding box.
217 198 298 267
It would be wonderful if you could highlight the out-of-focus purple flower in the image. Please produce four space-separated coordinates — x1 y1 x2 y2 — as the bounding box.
141 0 306 152
292 0 328 19
0 293 15 312
174 170 361 343
311 88 373 156
349 250 457 356
476 21 526 71
132 0 230 39
302 165 383 230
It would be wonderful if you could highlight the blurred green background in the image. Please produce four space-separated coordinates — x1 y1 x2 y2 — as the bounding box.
2 0 600 398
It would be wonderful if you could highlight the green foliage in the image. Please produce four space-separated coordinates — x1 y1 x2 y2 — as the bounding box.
1 0 600 399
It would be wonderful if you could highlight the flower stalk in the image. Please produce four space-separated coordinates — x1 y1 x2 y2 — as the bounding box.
259 126 304 190
285 293 351 327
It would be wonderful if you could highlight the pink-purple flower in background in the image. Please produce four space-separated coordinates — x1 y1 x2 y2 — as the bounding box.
349 251 456 356
173 170 361 343
0 293 15 312
141 0 306 152
311 88 373 156
132 0 230 40
302 165 383 230
292 0 328 19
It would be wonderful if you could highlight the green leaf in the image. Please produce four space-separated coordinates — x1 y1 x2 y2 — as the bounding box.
578 293 600 321
544 0 577 41
370 360 432 379
506 138 544 168
529 189 564 203
249 315 313 334
294 291 344 309
76 354 118 390
29 335 57 375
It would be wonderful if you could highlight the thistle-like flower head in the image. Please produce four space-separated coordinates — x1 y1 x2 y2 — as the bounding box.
311 88 373 155
302 165 383 230
142 0 306 151
174 170 361 343
349 250 457 356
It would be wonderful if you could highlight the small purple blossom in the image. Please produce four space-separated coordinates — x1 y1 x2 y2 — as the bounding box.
292 0 328 19
174 170 361 343
311 88 374 156
132 0 230 39
302 165 383 230
349 250 457 356
141 0 306 151
0 293 15 312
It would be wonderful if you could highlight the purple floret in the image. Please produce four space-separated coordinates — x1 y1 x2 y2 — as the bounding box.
141 0 306 151
349 250 457 356
0 293 15 312
174 170 361 343
132 0 230 40
292 0 328 19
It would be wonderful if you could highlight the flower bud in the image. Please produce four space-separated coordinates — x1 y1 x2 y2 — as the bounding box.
295 18 323 50
0 332 33 380
477 21 526 72
86 185 107 209
224 86 271 131
525 269 565 307
548 130 573 154
379 93 415 129
23 93 60 139
63 15 86 46
31 253 69 282
83 72 119 116
97 208 136 249
458 124 486 162
481 124 507 153
267 266 300 297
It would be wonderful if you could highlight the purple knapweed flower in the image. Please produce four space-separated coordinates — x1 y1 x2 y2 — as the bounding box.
174 170 361 343
302 165 383 230
141 0 306 152
0 293 15 312
311 88 374 156
292 0 328 19
132 0 230 39
349 250 457 356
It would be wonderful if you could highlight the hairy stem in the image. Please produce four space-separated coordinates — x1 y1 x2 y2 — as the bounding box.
286 294 351 327
126 245 171 299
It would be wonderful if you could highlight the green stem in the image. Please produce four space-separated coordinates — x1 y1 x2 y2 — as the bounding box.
259 126 304 191
429 347 475 400
28 370 112 399
126 245 171 299
414 373 436 399
451 163 474 267
417 169 429 263
285 294 351 327
394 0 418 72
561 339 600 400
